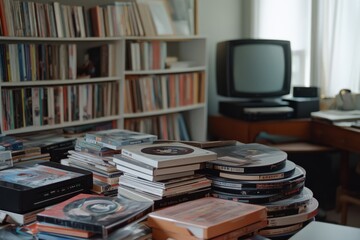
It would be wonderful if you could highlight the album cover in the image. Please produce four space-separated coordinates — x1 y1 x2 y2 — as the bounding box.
36 193 153 238
207 143 287 173
147 197 267 239
121 142 217 168
85 129 158 150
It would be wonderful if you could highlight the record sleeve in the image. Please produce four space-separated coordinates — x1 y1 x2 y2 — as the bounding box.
121 142 217 168
36 193 153 238
206 160 296 181
207 143 287 173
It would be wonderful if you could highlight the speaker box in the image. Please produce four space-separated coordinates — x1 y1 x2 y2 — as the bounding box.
293 86 319 98
283 97 320 118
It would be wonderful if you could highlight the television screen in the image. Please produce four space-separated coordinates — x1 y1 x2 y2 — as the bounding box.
217 39 291 99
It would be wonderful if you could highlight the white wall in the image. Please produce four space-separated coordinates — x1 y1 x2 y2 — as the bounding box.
198 0 242 115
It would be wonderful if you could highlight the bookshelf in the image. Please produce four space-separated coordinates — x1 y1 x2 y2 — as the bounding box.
0 0 207 141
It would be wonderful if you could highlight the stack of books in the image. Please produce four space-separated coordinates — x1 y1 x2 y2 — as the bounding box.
147 197 268 240
204 143 319 239
115 142 217 210
35 193 153 239
61 129 157 196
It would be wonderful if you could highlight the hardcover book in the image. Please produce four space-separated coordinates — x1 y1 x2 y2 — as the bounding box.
121 142 217 168
147 197 267 239
36 193 153 238
85 129 158 150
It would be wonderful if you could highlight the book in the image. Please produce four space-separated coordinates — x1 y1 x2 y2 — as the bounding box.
147 197 267 239
121 142 217 168
36 193 153 238
113 153 202 176
85 129 157 150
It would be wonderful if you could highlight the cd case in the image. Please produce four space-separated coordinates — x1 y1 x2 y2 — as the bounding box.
0 162 93 213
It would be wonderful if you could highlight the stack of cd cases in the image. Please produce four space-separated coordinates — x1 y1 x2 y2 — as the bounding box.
204 143 318 239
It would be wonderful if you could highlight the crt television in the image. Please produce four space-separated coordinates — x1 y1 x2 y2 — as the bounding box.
216 39 292 101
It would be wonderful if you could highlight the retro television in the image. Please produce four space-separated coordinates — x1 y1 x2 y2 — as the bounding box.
216 39 292 105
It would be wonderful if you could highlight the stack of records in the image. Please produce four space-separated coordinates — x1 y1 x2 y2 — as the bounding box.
61 129 157 196
115 142 217 210
205 143 318 239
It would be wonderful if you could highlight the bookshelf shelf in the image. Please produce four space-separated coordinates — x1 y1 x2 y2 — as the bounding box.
0 0 207 141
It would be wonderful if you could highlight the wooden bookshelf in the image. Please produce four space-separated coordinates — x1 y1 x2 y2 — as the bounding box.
0 0 207 141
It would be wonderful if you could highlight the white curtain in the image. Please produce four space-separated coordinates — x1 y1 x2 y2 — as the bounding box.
247 0 360 98
311 0 360 97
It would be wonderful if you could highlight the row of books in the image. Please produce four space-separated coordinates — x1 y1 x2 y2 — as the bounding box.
124 72 205 113
1 82 119 131
0 0 195 37
126 40 167 71
0 43 115 82
124 113 191 141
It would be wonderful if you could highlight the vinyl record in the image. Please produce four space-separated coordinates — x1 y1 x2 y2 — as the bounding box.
267 197 319 227
265 187 313 213
210 166 305 191
260 217 315 237
141 145 194 156
212 180 304 196
206 155 286 174
258 222 304 237
206 160 296 181
207 143 287 173
211 184 303 204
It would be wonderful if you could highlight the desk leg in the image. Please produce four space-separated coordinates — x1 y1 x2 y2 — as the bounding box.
340 151 350 188
336 151 350 211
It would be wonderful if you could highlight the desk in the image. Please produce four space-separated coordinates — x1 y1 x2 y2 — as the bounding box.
208 115 360 188
289 221 360 240
208 115 360 151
